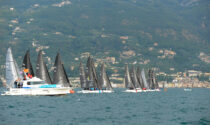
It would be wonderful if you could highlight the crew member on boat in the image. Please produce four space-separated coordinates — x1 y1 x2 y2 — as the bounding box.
14 79 18 88
14 78 22 88
23 69 33 79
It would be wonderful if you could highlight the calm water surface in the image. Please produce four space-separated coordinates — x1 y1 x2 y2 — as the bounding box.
0 88 210 125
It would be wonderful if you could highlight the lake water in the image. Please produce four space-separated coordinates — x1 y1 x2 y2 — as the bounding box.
0 88 210 125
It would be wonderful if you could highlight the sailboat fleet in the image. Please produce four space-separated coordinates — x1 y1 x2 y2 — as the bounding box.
1 48 160 96
78 57 113 93
124 65 160 92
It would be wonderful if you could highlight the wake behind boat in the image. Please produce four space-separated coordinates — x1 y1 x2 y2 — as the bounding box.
1 48 74 96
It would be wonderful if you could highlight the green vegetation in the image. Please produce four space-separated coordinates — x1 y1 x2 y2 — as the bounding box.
0 0 209 77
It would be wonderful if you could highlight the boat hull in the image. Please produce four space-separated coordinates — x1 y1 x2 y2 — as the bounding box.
77 90 114 93
184 88 192 91
1 88 74 96
123 89 160 93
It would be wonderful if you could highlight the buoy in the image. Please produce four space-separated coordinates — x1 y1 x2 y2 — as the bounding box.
70 90 75 94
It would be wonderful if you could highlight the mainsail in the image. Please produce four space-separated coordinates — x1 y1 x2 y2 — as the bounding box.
152 70 159 89
130 66 141 89
148 69 155 89
91 59 101 89
79 62 88 89
36 51 52 84
85 57 101 89
53 53 71 87
62 64 72 87
124 64 135 89
136 67 144 89
141 69 149 89
22 50 34 76
99 63 112 90
86 57 95 88
6 48 21 88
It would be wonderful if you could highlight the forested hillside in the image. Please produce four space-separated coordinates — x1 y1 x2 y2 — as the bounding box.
0 0 209 77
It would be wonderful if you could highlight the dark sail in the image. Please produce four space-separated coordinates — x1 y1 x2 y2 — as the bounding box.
53 53 70 87
124 64 135 89
86 56 91 69
79 62 88 89
152 70 159 89
36 51 52 84
22 50 34 76
148 69 155 89
130 66 141 88
86 57 95 88
99 63 112 90
91 59 101 89
62 64 72 87
136 67 144 89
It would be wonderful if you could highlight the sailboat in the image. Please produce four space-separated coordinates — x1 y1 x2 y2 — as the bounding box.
123 64 138 93
148 69 160 92
36 51 52 84
52 52 73 88
136 67 148 92
141 68 150 91
2 49 74 96
130 66 142 92
98 63 113 93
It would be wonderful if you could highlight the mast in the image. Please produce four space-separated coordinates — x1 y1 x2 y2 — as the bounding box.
36 51 52 84
141 69 149 89
79 62 88 89
6 48 21 88
130 66 141 89
53 53 71 87
124 64 135 89
22 50 34 76
136 67 144 89
99 63 112 90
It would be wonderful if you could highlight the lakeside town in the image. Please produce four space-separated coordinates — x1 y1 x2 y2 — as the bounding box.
1 63 209 88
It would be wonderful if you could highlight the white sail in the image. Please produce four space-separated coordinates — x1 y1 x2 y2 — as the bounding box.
5 48 20 88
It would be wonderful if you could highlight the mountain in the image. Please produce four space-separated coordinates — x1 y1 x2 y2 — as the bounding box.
0 0 209 77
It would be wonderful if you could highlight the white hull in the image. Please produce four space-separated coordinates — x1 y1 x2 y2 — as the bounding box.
123 89 142 93
123 89 160 93
1 88 73 96
184 88 192 91
77 90 114 93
